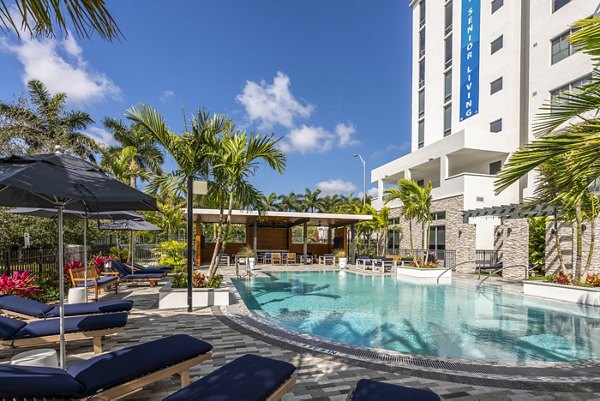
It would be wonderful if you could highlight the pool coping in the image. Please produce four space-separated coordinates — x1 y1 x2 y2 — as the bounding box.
216 271 600 392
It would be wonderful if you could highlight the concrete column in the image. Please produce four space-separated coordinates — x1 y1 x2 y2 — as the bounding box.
350 223 356 263
253 220 257 254
303 222 308 264
377 180 384 199
455 223 476 272
496 219 529 280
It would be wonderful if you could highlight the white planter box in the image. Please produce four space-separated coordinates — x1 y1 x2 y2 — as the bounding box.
523 281 600 307
396 266 452 279
159 280 230 309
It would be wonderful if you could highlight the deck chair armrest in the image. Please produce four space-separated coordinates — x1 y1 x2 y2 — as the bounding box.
100 272 120 276
72 277 98 283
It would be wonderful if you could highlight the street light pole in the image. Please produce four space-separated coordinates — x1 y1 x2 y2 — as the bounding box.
353 153 366 207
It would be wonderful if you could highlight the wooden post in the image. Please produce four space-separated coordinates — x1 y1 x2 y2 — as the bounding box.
195 221 201 266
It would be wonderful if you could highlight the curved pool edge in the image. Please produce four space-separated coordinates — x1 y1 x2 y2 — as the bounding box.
215 281 600 392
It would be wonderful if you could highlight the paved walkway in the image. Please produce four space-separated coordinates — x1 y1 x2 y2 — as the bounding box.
2 267 599 400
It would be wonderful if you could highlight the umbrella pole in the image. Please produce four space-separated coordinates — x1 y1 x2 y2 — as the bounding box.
130 230 135 266
83 214 88 303
58 204 66 369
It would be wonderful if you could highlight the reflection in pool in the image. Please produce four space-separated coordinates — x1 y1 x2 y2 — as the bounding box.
233 271 600 363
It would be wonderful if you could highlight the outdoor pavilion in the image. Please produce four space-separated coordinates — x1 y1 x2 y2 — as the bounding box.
190 209 372 265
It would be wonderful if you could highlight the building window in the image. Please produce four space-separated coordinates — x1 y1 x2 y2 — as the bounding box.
490 77 503 94
432 211 446 220
491 0 503 14
444 1 453 35
444 70 452 102
419 59 425 88
489 161 502 175
553 0 571 12
419 0 426 28
491 35 503 54
490 119 503 133
418 120 424 148
419 29 426 58
429 225 446 251
551 74 592 105
445 34 452 68
551 30 575 65
444 104 452 136
418 90 425 118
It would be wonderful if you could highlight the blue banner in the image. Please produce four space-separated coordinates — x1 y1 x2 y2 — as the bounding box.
459 0 480 121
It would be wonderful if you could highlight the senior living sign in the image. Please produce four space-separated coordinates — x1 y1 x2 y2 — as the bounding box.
459 0 480 121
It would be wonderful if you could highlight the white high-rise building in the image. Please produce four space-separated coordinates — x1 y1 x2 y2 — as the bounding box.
371 0 596 253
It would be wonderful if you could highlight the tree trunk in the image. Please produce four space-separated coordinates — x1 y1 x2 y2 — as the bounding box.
209 188 235 280
575 201 583 282
207 206 225 279
553 214 567 275
421 221 425 263
408 220 414 256
583 216 595 282
424 221 431 263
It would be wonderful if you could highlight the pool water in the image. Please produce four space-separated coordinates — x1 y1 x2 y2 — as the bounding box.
233 271 600 363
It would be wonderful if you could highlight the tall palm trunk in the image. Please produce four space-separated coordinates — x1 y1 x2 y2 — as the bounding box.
209 187 235 280
424 221 431 263
575 201 583 281
583 216 595 281
208 206 225 278
420 221 425 263
553 213 567 275
408 220 414 256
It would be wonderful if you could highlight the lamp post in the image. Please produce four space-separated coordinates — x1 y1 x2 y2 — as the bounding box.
353 153 366 207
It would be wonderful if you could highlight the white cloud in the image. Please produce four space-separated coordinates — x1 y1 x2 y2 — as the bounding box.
236 71 313 129
367 187 379 197
279 125 334 154
317 179 357 196
335 123 359 147
159 90 174 103
85 127 115 147
2 34 121 104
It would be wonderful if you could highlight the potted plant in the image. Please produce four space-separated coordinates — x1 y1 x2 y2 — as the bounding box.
334 249 347 269
237 245 256 269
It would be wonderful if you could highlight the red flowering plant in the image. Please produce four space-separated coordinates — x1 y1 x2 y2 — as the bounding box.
90 255 113 275
0 270 42 299
584 274 600 288
64 260 84 287
546 272 573 285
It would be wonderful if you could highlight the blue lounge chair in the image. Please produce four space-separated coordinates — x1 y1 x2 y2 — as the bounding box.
0 334 213 399
0 294 133 320
349 379 441 401
356 256 372 270
0 312 127 353
164 354 297 401
373 257 395 272
126 261 168 274
111 260 163 287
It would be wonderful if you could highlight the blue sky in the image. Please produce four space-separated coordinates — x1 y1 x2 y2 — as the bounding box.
0 0 413 198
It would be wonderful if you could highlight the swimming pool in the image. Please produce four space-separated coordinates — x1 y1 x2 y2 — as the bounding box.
233 271 600 363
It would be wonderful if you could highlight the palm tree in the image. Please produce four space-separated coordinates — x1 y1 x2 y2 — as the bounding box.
0 0 121 41
302 187 323 213
102 118 164 188
386 179 432 261
100 146 150 186
496 17 600 196
257 192 280 211
278 192 302 212
206 129 286 279
0 79 100 160
318 194 343 213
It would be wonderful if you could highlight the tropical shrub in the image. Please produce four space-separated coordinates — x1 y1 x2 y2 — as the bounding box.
109 246 129 262
155 240 186 270
64 260 84 286
0 270 42 299
584 274 600 287
33 274 60 303
546 272 573 285
171 272 224 289
90 255 113 275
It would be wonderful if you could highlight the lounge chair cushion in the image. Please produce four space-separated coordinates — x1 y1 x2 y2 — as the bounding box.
351 379 441 401
0 365 85 398
111 260 129 276
13 312 128 339
0 315 26 339
68 334 213 395
0 294 53 318
163 354 296 401
122 273 163 280
76 275 118 287
132 262 169 271
125 263 166 274
46 299 134 318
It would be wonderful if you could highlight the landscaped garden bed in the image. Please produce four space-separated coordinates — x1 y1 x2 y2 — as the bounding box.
523 280 600 307
159 276 230 309
396 266 451 279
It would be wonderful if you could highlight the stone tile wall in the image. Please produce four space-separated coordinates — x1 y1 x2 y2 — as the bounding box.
494 219 529 280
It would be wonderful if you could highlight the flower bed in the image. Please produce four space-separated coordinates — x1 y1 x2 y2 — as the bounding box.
159 276 230 309
396 266 451 279
523 281 600 307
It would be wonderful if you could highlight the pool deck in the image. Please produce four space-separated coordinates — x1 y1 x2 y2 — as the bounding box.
3 265 600 400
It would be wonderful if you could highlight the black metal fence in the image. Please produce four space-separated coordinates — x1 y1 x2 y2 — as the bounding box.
1 245 112 278
476 250 498 268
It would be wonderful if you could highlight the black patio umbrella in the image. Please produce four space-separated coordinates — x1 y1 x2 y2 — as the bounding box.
99 219 162 267
0 153 157 368
7 208 144 301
